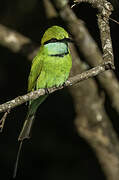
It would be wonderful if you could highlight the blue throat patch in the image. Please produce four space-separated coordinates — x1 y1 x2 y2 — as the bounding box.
45 42 68 57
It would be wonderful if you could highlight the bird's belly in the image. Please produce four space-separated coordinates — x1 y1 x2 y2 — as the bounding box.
36 55 72 89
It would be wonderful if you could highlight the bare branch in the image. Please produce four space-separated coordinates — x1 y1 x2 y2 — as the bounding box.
0 61 113 113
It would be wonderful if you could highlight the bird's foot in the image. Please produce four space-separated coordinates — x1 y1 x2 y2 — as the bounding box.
62 82 66 88
45 88 49 94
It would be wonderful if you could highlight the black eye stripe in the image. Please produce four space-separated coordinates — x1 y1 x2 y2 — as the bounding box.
44 38 57 44
44 38 74 45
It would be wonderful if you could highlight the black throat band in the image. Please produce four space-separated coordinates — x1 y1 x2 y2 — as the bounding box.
49 51 69 57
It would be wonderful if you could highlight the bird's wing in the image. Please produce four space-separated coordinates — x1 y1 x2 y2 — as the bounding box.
28 53 43 92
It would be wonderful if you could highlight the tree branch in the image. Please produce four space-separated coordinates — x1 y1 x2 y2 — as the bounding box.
72 0 114 63
0 61 113 113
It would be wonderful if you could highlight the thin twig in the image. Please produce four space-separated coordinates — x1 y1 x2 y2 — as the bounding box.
0 109 10 132
109 17 119 24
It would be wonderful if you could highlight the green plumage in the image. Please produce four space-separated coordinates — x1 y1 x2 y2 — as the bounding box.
14 26 72 178
19 26 72 140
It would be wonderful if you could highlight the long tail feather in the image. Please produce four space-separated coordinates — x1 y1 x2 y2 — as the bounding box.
13 95 48 178
13 141 23 178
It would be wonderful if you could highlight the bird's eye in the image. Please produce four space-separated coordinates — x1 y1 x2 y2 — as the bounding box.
44 38 58 45
49 38 57 42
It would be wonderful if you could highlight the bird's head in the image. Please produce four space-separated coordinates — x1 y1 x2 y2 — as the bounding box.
41 26 73 45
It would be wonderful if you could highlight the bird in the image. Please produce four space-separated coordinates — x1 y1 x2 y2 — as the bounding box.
13 25 73 178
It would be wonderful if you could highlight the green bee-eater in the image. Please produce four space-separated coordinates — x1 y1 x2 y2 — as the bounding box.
13 25 72 177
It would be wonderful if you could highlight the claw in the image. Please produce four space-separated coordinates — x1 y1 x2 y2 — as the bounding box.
45 88 49 94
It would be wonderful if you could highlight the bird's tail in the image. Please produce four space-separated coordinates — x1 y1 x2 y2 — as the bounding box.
13 95 48 178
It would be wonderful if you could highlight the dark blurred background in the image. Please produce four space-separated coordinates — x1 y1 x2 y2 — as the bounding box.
0 0 119 179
